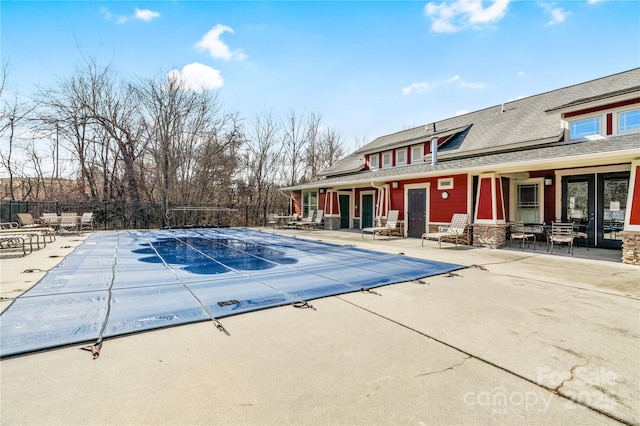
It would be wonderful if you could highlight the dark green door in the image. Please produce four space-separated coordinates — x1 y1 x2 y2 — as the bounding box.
362 194 374 228
339 195 350 228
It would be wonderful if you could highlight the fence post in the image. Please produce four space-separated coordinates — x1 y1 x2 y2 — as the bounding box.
104 202 107 230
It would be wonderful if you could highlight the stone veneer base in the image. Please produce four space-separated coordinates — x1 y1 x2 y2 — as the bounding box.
472 224 507 249
621 231 640 266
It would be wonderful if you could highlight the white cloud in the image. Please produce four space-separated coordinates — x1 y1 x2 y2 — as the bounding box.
101 7 160 24
100 7 113 20
445 75 461 84
404 75 485 95
402 82 432 95
168 63 224 91
447 75 485 89
135 8 161 22
517 71 527 78
196 24 247 61
460 81 486 89
537 2 571 26
587 0 605 3
424 0 511 33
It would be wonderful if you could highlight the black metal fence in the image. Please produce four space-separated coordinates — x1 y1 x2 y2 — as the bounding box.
0 200 290 230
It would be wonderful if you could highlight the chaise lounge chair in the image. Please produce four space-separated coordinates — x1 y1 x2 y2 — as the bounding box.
310 210 325 229
421 213 470 248
294 210 315 229
362 210 400 239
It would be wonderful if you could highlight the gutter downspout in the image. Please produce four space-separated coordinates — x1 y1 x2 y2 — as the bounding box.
371 180 387 219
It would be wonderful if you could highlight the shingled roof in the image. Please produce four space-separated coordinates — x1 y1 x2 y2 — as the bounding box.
289 134 638 191
316 68 640 180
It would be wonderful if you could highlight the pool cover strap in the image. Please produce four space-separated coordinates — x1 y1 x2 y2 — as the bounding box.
292 301 315 309
80 341 102 359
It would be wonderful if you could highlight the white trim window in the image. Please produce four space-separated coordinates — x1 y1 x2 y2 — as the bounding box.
619 108 640 133
515 180 543 223
569 116 601 139
411 145 423 164
302 191 318 218
396 148 407 166
369 153 379 170
382 151 393 168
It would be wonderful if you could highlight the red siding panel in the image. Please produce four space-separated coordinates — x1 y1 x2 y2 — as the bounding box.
430 175 468 222
477 178 494 220
607 113 613 135
630 166 640 226
390 186 404 218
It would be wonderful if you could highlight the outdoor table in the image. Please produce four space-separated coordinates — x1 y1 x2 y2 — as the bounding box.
523 224 549 247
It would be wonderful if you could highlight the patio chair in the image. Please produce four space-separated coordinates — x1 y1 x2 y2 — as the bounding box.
362 210 400 239
42 212 60 229
80 212 94 231
294 210 314 229
311 210 325 229
17 213 42 229
286 213 300 228
376 210 402 239
16 213 56 244
266 214 278 228
548 222 574 255
573 216 592 250
509 221 536 250
59 212 79 234
421 213 469 248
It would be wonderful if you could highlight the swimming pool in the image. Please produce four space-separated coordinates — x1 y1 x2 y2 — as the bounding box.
0 228 464 357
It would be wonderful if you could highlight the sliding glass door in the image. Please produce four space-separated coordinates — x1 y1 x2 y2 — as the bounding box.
598 172 629 249
561 171 629 249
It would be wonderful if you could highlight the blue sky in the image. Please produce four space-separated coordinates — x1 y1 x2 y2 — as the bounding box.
2 0 639 150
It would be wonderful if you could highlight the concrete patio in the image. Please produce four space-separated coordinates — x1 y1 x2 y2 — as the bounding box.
1 228 638 425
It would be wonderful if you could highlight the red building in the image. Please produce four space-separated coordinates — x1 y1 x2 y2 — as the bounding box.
284 68 640 265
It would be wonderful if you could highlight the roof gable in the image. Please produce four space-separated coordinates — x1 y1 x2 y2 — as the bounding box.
321 68 640 179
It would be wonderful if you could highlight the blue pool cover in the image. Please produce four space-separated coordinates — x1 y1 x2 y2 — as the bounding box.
0 229 464 357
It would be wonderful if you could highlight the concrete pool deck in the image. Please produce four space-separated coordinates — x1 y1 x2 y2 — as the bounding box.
1 228 639 425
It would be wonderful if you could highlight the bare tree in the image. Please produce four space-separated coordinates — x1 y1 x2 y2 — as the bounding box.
0 64 36 200
72 60 146 203
311 126 345 176
282 110 321 186
191 113 244 205
244 109 285 219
